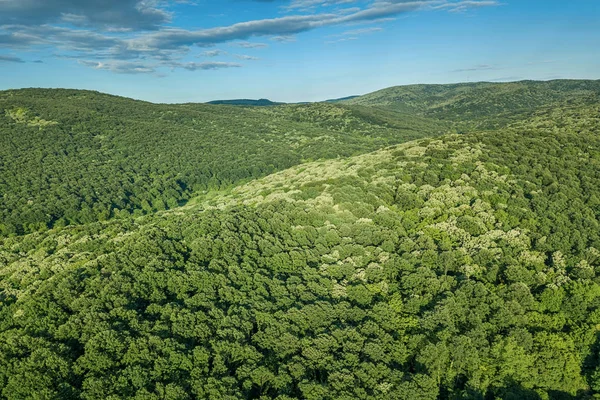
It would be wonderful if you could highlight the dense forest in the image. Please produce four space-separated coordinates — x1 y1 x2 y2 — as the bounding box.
343 79 600 130
1 80 600 399
0 89 440 236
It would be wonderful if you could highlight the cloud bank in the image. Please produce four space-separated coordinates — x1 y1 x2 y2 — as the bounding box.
0 0 499 74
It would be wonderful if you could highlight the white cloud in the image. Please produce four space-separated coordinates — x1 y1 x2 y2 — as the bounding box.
201 49 227 57
170 61 242 70
234 54 260 60
0 0 500 74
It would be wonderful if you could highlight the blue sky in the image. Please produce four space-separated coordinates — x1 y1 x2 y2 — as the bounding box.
0 0 598 103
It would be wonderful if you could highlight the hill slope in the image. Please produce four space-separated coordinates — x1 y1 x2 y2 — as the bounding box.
206 99 283 106
0 89 441 236
344 79 600 129
1 103 600 399
3 81 598 237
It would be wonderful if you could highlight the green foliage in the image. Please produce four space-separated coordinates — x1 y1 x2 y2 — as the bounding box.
0 89 440 236
1 82 600 399
5 106 58 128
344 79 600 130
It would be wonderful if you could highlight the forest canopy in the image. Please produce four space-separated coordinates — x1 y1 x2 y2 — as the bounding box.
0 88 441 236
1 81 600 399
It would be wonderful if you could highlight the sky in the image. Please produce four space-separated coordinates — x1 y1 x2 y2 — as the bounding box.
0 0 598 103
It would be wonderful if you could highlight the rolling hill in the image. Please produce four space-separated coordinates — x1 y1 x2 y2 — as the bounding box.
1 81 600 399
3 81 597 236
0 89 441 236
343 79 600 130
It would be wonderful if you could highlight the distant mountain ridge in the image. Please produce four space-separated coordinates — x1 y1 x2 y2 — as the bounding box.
206 98 284 106
206 95 360 106
324 95 360 103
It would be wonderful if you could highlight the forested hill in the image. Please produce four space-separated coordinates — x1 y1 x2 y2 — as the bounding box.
206 99 283 106
343 79 600 129
0 88 440 236
1 102 600 399
3 81 599 237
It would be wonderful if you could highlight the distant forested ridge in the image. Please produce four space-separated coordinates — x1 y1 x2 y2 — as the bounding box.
324 95 360 103
343 79 600 129
1 81 600 399
0 89 439 236
206 99 284 106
